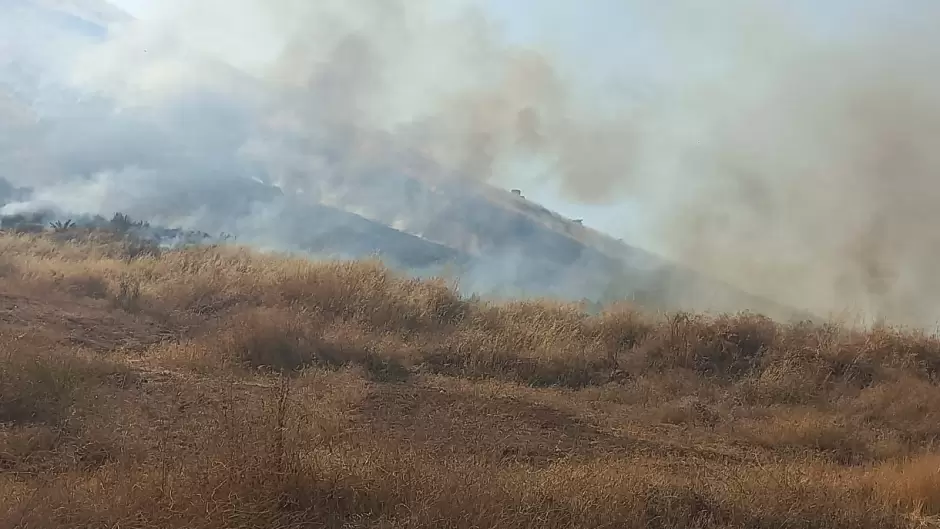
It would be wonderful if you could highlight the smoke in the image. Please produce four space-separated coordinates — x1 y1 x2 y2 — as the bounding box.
4 0 940 326
622 1 940 327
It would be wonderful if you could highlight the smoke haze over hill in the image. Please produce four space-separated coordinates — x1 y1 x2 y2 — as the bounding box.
3 0 940 326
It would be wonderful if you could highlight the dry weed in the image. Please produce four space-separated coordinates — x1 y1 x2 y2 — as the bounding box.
2 231 940 528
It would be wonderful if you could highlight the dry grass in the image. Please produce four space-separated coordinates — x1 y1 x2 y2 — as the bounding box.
3 230 940 527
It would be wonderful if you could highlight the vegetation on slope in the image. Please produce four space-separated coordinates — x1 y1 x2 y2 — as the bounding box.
2 230 940 528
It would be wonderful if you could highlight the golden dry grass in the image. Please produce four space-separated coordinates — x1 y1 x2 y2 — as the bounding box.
3 230 940 527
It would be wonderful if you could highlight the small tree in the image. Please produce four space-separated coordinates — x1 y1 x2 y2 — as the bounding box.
110 212 134 233
49 219 76 233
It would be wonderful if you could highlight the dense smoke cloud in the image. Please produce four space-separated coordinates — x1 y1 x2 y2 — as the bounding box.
3 0 940 326
624 1 940 327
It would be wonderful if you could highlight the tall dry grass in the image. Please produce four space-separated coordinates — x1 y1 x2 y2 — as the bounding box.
2 230 940 527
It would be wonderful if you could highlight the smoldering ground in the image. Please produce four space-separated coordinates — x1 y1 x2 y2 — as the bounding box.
3 0 940 327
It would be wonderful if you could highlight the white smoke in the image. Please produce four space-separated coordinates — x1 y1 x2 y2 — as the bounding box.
4 0 940 326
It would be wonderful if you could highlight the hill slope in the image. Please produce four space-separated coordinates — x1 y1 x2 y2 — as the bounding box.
2 231 940 528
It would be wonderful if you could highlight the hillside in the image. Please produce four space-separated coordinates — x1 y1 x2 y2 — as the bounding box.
2 230 940 528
